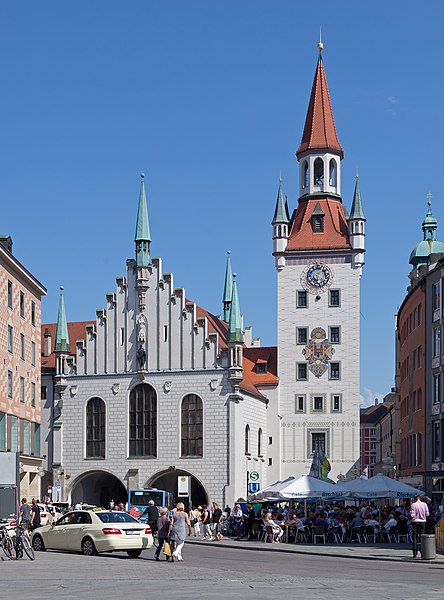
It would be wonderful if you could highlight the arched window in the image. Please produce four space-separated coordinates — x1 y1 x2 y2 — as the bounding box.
278 225 282 237
258 428 263 457
181 394 203 457
303 161 309 188
245 425 250 454
329 159 337 186
129 384 157 457
86 397 106 458
314 158 324 186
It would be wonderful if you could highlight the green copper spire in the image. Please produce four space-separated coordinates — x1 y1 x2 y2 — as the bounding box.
55 286 70 353
272 177 289 224
350 174 366 220
223 251 233 322
228 274 244 344
409 194 444 267
135 173 151 267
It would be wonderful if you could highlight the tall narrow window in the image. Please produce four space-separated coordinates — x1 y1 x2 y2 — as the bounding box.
313 158 324 185
31 301 35 326
7 280 13 308
245 425 250 455
8 325 13 353
34 423 41 456
181 394 203 457
86 397 106 458
0 412 5 451
20 334 25 360
7 371 13 398
20 291 25 318
129 384 157 457
31 341 36 366
22 420 30 455
31 382 36 408
303 161 309 188
258 428 263 456
19 376 25 403
311 432 326 454
10 416 18 452
329 159 337 186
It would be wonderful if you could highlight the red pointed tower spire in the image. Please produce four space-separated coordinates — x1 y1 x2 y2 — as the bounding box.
296 42 343 159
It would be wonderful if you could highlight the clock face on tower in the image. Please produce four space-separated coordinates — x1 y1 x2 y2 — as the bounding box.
301 263 333 294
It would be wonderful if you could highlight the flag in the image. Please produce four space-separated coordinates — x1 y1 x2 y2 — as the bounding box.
309 450 322 479
320 451 331 481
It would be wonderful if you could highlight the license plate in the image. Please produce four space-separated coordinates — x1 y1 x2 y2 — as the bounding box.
125 530 140 535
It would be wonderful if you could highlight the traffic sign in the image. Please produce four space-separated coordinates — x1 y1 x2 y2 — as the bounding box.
248 482 260 493
249 471 260 482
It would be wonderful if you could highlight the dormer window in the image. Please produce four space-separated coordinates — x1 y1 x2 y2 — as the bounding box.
311 203 325 232
314 158 324 186
255 360 268 374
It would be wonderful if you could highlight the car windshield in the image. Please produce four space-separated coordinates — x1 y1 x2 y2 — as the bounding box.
96 512 139 524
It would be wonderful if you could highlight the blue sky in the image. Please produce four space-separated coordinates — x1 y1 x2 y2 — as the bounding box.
1 1 442 405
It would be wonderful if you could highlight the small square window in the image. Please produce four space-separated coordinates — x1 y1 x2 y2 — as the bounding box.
329 326 340 344
312 216 324 232
297 363 308 381
20 291 25 318
332 394 342 412
297 291 308 308
297 327 308 344
313 396 324 411
8 281 13 308
295 395 306 412
255 363 267 374
329 289 340 307
330 362 340 380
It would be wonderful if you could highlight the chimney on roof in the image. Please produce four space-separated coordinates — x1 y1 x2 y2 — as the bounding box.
374 398 379 406
43 328 52 357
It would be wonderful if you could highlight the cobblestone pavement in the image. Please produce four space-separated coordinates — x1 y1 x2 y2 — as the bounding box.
1 544 443 600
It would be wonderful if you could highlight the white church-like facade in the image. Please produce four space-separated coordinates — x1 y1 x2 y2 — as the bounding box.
41 43 365 506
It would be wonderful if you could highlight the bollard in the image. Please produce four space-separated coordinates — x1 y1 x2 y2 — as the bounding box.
420 534 436 560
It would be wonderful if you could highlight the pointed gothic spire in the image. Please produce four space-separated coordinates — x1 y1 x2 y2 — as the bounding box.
272 176 289 224
285 195 290 222
54 286 70 353
223 251 233 322
228 274 243 344
296 42 343 159
350 174 366 220
135 173 151 268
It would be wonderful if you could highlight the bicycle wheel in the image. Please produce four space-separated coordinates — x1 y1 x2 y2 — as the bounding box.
2 536 15 559
21 535 35 560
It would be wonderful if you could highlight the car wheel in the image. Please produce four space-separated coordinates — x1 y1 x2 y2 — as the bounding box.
81 537 97 556
32 534 46 552
127 549 142 558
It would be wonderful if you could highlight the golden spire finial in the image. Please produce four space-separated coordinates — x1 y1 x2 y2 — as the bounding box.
318 27 323 53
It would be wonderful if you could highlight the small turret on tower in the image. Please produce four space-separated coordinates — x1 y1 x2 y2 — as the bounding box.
227 273 244 392
135 173 151 269
272 177 289 271
222 251 233 322
349 174 366 273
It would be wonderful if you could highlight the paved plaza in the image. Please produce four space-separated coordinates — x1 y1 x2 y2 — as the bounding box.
1 543 443 600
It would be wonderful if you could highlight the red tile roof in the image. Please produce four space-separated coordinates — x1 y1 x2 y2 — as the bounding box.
286 197 350 251
297 56 343 159
41 321 94 370
243 347 278 387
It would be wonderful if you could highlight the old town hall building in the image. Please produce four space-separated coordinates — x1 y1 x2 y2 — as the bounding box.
41 43 364 506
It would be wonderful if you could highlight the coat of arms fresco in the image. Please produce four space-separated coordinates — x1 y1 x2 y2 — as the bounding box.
302 327 335 378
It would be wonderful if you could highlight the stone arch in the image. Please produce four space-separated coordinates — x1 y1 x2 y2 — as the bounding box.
69 469 127 507
146 468 208 509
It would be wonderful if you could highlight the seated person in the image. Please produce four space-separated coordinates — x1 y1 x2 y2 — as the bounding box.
264 513 283 543
383 513 397 531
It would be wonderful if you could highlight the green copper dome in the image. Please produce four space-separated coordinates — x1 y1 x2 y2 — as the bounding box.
409 199 444 267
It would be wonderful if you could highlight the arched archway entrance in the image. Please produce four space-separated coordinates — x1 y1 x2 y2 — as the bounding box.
70 470 127 507
147 469 208 509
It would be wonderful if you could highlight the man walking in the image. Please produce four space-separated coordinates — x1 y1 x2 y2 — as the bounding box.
30 498 41 531
19 498 31 531
410 494 429 557
211 502 223 541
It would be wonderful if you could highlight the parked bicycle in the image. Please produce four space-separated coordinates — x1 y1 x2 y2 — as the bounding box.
0 521 16 559
15 523 35 560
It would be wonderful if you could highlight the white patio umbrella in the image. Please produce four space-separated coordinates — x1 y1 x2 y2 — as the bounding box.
248 476 296 501
340 474 424 499
274 475 348 500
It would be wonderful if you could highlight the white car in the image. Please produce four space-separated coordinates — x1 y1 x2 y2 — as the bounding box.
31 510 153 557
38 504 62 526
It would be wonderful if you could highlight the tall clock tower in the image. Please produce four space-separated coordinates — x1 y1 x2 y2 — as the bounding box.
272 42 365 481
